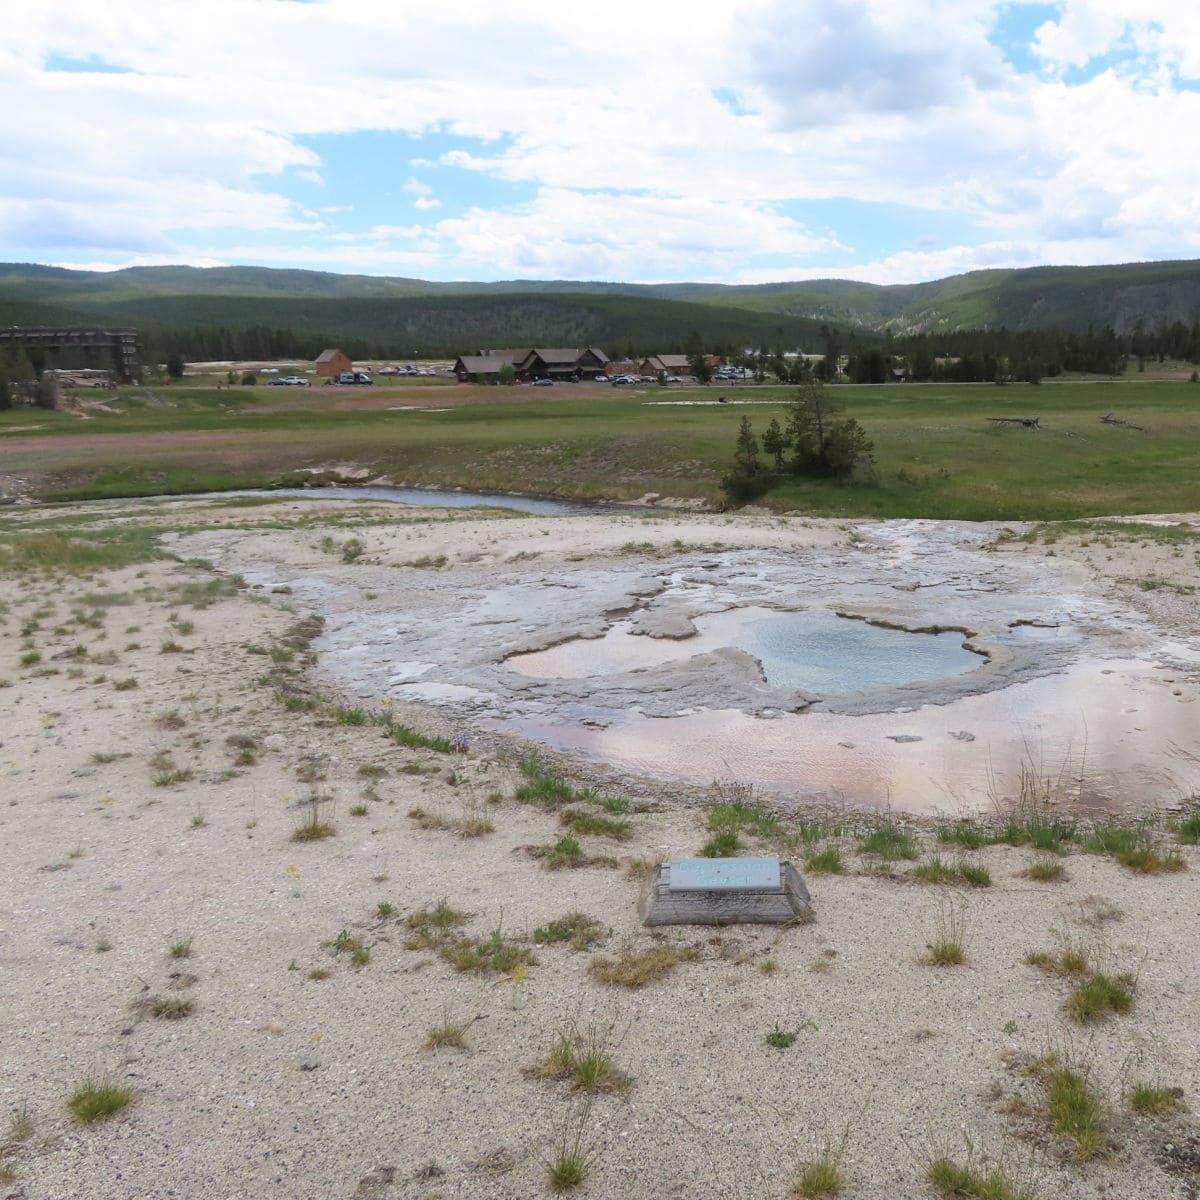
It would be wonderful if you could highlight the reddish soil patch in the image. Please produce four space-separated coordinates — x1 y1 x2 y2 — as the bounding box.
0 430 248 455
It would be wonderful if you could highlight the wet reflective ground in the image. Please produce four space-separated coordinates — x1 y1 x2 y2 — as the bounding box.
510 607 985 692
494 655 1198 816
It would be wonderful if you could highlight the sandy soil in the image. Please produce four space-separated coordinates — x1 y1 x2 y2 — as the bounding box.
1 499 1198 1200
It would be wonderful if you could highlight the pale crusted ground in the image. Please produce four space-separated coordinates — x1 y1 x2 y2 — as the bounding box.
1 500 1198 1200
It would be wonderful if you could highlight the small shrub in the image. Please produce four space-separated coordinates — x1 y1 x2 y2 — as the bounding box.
112 677 138 691
1115 846 1185 874
307 968 331 981
376 901 394 918
349 804 368 817
759 958 778 975
67 1079 132 1123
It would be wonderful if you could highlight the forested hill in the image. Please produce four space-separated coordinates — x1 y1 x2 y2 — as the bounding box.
2 258 1200 359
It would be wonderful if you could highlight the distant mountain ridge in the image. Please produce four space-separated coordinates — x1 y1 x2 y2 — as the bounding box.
1 259 1198 358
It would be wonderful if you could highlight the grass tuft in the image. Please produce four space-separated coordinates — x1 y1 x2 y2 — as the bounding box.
589 943 694 988
424 1015 470 1052
1128 1083 1185 1114
534 1025 630 1094
67 1078 133 1124
533 912 607 951
167 937 193 959
923 901 968 966
804 846 845 874
793 1156 845 1198
859 822 918 861
925 1157 1033 1200
149 996 194 1020
1067 972 1135 1023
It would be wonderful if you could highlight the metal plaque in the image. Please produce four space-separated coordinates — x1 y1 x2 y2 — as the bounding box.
667 857 780 892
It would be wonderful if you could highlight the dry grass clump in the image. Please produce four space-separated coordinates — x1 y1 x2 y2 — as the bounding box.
290 795 336 841
148 996 194 1020
423 1014 470 1052
407 804 494 838
588 943 696 988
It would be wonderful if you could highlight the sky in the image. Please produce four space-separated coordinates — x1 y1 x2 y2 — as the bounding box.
4 0 1200 286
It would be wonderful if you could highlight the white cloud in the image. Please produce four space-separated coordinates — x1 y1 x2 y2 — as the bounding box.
403 178 441 210
4 0 1200 281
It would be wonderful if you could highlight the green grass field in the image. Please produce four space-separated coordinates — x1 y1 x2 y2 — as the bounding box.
3 377 1198 520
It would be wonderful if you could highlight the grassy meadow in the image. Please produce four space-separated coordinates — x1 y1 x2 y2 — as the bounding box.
2 375 1199 519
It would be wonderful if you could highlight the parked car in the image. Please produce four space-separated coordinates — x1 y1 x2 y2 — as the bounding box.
532 378 554 386
280 376 309 386
337 372 373 385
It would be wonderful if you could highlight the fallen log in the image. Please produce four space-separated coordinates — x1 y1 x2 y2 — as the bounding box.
1100 412 1147 431
987 416 1040 428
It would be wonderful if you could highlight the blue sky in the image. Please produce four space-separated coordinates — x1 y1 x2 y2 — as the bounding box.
4 0 1200 285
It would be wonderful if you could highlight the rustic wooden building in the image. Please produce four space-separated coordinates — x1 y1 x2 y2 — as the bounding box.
639 354 691 376
315 348 352 378
516 347 610 381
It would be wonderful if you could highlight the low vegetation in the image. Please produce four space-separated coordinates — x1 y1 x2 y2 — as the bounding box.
533 1025 631 1094
925 1157 1034 1200
67 1079 133 1124
589 943 694 988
